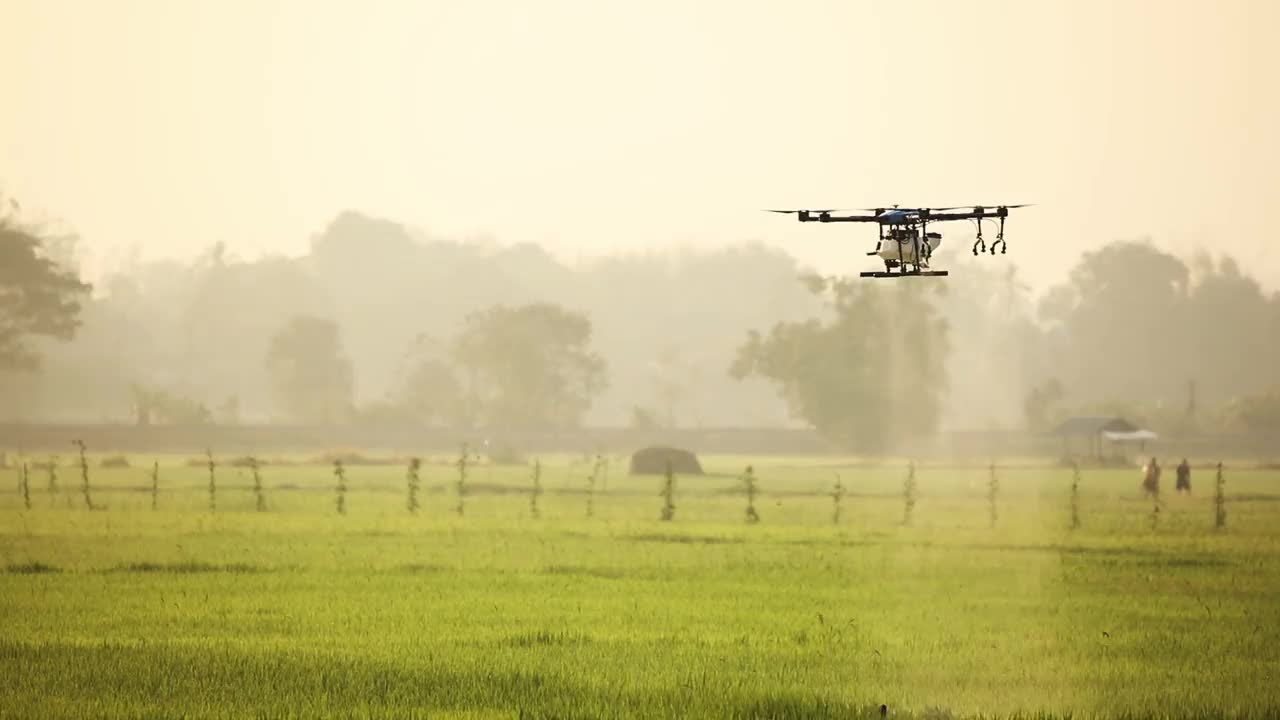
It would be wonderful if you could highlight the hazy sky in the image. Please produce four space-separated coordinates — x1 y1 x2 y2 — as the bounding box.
3 0 1277 291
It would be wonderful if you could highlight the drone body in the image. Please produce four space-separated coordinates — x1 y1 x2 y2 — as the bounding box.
766 205 1030 277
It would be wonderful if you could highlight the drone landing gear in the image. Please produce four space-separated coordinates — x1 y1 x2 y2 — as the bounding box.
859 269 949 278
972 216 1008 255
991 216 1007 254
972 225 985 255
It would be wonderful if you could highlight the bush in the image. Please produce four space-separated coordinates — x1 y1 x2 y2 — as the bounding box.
100 455 131 469
487 445 526 466
630 447 703 475
315 450 398 466
227 456 265 468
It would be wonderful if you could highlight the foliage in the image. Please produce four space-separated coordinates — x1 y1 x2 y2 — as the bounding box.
1070 462 1081 530
986 462 998 529
333 459 347 515
629 405 661 431
265 315 354 424
741 465 760 524
902 462 917 526
406 458 422 514
659 461 675 521
1023 378 1063 431
385 303 610 432
453 303 607 430
830 474 845 525
529 460 542 519
731 276 948 452
1222 389 1280 431
399 356 467 427
46 457 58 500
12 207 1280 437
74 440 94 511
1215 462 1226 529
486 444 526 466
585 455 604 519
19 463 30 510
206 450 217 512
129 384 213 425
1038 243 1280 425
0 212 91 370
584 472 596 519
455 444 470 517
250 457 266 512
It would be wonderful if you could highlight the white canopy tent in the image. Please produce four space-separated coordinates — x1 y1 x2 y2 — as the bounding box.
1102 429 1159 454
1101 430 1159 443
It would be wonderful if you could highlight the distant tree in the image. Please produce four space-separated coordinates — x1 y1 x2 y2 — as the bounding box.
1038 241 1189 403
381 333 470 427
731 276 948 453
630 406 662 431
649 346 692 427
180 248 335 410
1038 241 1280 418
1181 255 1278 404
265 315 354 423
401 356 467 427
933 260 1045 430
1223 390 1280 432
0 211 91 370
1023 378 1064 431
129 384 213 425
453 303 607 429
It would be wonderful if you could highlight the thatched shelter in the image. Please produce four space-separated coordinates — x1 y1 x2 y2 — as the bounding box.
629 446 703 475
1051 416 1149 461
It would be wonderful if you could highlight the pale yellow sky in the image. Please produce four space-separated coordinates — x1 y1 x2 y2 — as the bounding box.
2 0 1277 290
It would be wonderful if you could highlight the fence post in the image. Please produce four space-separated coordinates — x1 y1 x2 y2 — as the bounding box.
19 463 31 510
1214 462 1226 530
1070 462 1081 530
902 462 917 526
987 461 999 529
660 460 676 521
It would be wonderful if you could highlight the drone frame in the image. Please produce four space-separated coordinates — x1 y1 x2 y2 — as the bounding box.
768 205 1027 279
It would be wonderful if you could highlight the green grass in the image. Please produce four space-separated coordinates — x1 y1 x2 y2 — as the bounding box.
1 455 1278 719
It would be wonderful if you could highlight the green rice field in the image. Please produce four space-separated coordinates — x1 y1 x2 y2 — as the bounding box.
2 453 1278 719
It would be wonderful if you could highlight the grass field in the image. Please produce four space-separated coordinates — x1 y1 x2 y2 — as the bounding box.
2 453 1278 719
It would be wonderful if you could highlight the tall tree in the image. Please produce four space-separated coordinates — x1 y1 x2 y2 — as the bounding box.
265 315 354 423
453 303 607 430
1038 241 1190 404
0 214 91 370
933 259 1046 430
1037 241 1280 427
396 334 468 427
731 276 948 452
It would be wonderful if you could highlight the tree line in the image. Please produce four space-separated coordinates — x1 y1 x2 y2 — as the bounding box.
4 199 1280 450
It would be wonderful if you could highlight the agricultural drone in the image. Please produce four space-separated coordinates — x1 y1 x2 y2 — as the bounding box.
766 204 1031 278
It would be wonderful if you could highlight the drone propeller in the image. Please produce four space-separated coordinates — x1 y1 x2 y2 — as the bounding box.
764 208 854 214
916 204 1035 211
765 204 1033 215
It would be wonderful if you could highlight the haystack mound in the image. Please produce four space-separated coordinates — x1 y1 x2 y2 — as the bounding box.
629 446 703 475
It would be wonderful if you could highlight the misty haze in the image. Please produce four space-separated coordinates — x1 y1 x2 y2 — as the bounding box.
2 1 1279 719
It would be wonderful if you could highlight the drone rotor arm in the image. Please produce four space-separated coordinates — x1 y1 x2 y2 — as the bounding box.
763 209 882 223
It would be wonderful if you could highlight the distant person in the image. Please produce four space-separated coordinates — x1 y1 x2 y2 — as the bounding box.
1176 459 1191 493
1142 457 1161 497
